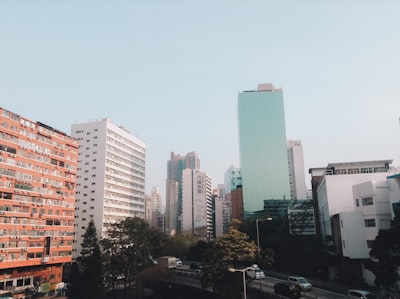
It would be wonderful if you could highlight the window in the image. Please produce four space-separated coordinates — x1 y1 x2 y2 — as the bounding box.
364 219 376 227
362 197 373 206
367 240 375 248
355 198 359 207
348 168 360 174
361 168 373 173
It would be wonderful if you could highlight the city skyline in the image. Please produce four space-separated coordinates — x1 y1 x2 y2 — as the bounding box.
2 1 400 202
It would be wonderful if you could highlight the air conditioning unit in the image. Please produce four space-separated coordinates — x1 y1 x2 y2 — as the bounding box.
41 257 49 263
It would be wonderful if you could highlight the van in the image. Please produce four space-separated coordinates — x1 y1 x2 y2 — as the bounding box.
274 281 301 299
288 276 312 291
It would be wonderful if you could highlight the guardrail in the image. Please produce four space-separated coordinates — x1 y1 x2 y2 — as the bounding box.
174 268 202 280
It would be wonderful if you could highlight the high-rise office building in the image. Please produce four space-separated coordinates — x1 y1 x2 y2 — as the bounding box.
165 151 200 233
181 168 212 238
0 107 78 297
71 118 146 259
287 140 308 200
238 83 291 218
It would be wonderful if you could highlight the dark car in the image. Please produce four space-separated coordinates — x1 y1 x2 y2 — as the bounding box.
274 281 301 299
190 262 203 270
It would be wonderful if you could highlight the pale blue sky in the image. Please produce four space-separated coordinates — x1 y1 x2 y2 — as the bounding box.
1 1 400 201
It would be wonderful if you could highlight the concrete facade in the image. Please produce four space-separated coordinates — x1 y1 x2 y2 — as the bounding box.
71 118 146 259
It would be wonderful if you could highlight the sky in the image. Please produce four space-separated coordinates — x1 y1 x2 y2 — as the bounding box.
1 1 400 202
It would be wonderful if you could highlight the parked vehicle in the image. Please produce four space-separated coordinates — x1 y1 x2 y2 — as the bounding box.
157 256 177 269
176 258 183 267
288 275 312 291
274 282 301 299
347 289 380 299
246 267 265 280
189 262 203 272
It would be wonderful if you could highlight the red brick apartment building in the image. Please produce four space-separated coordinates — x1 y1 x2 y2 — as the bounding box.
0 108 78 298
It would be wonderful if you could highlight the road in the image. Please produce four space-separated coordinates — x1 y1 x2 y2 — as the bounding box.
175 265 348 299
248 275 347 299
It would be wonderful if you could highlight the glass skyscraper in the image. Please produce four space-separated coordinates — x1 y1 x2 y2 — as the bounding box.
238 83 291 218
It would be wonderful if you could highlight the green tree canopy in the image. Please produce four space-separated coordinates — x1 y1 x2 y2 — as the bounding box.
366 210 400 295
101 217 167 291
200 225 257 297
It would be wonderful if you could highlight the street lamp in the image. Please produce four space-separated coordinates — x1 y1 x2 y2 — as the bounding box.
228 264 258 299
256 217 272 266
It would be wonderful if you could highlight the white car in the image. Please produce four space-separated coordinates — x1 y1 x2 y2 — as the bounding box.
288 276 312 291
246 268 265 280
347 289 380 299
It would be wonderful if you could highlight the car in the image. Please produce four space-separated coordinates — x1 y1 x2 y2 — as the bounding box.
288 275 312 291
274 281 301 299
347 289 381 299
190 262 203 271
176 258 183 267
246 267 265 280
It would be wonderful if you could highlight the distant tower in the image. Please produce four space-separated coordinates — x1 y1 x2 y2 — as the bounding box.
238 83 291 218
287 140 308 200
181 168 212 238
224 165 242 194
165 151 200 233
151 187 163 213
151 187 163 230
71 118 146 258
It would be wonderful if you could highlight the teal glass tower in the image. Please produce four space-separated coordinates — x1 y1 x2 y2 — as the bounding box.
238 83 291 218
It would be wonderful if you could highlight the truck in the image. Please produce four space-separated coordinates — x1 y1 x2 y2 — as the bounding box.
157 256 177 269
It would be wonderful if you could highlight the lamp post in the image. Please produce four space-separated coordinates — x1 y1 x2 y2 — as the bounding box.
228 264 258 299
256 217 272 266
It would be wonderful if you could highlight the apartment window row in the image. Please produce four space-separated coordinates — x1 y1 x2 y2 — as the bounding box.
364 218 376 227
332 167 388 175
107 128 145 153
361 197 374 206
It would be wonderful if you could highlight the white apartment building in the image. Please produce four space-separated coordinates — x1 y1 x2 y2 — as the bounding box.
317 160 393 240
316 160 397 284
71 118 146 258
287 140 308 200
181 169 212 238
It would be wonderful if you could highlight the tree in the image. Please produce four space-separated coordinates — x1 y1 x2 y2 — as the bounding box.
366 210 400 296
67 262 84 299
200 224 257 298
187 239 213 261
101 217 167 295
158 234 193 259
77 219 103 299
